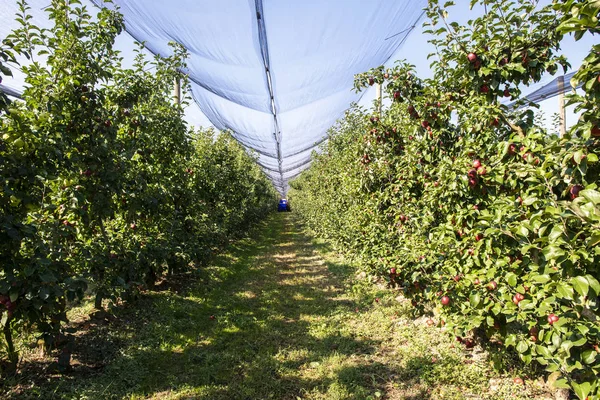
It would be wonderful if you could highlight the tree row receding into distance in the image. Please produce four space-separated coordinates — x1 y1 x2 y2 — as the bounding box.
0 0 277 374
289 0 600 398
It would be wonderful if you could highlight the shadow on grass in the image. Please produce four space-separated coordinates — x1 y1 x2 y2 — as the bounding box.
4 213 438 400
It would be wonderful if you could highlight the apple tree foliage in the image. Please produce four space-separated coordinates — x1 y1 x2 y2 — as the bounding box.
289 0 600 397
0 0 276 373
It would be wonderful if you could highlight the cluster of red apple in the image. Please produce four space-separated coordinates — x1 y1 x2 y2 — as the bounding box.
467 159 486 188
0 295 16 317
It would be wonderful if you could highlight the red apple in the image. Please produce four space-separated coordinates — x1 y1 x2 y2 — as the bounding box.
503 88 511 97
480 84 489 94
473 159 481 169
487 281 497 291
513 377 524 385
515 292 525 301
591 125 600 137
570 184 583 200
368 77 375 86
467 52 477 63
529 326 538 338
475 233 483 241
547 313 559 324
441 296 450 306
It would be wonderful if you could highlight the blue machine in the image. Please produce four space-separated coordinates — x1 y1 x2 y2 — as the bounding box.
278 199 290 212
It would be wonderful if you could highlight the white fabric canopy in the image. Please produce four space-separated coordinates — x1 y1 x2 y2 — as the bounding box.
91 0 426 193
2 0 426 193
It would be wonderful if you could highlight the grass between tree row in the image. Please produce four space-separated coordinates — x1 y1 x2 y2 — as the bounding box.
2 213 558 399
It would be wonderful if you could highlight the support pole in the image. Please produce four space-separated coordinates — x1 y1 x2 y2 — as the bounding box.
173 77 181 105
557 75 566 137
376 82 382 117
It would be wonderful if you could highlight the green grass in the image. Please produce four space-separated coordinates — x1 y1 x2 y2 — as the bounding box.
2 213 553 399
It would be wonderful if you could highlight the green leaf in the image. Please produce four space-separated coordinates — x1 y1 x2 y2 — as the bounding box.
532 274 551 284
581 349 597 364
39 271 57 283
588 233 600 247
551 378 571 389
39 287 49 301
542 245 565 260
552 333 562 348
536 345 551 358
516 340 529 353
580 189 600 205
505 272 517 287
571 381 591 400
548 225 564 242
585 275 600 295
515 225 530 237
571 276 589 297
556 282 574 300
470 292 481 307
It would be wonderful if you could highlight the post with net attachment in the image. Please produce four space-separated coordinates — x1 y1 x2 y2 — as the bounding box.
174 77 181 105
557 75 566 137
376 82 382 117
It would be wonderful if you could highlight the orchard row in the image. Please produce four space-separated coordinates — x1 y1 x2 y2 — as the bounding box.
0 1 276 372
290 0 600 398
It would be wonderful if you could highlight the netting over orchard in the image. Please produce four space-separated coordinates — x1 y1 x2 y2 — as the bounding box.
87 0 427 193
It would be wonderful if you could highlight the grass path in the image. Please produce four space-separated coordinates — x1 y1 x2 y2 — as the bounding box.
5 213 551 399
